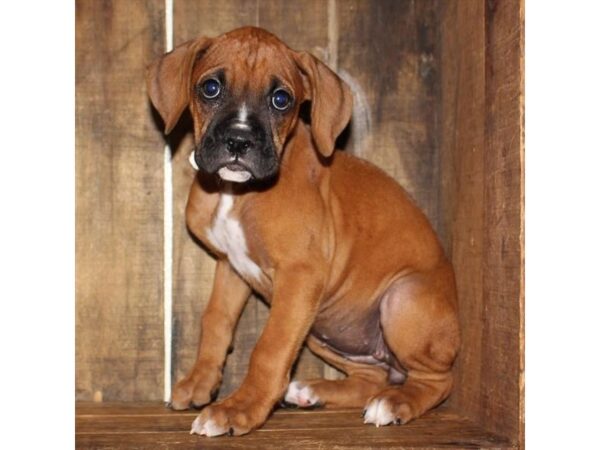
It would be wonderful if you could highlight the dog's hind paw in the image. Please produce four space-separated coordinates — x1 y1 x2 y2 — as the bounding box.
363 392 416 427
363 397 397 427
283 381 321 408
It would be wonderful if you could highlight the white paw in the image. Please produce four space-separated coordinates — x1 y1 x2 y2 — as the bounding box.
190 416 228 437
284 381 321 407
363 397 396 427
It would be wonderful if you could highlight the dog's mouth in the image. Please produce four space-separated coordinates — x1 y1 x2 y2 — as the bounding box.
217 162 252 183
189 151 253 183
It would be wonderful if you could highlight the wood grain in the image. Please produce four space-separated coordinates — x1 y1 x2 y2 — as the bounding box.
75 0 166 401
437 0 486 424
258 0 329 53
438 0 524 445
480 0 524 442
76 402 514 449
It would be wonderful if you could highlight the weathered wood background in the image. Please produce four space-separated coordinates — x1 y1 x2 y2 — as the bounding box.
76 0 523 446
438 0 524 444
76 0 166 401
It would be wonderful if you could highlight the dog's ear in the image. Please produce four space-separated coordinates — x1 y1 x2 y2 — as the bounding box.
294 51 353 157
146 37 212 134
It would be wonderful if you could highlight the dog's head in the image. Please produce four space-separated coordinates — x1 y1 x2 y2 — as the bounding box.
147 27 353 184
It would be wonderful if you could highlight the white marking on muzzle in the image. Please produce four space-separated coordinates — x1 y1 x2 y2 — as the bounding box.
238 103 248 123
230 122 251 130
231 104 252 130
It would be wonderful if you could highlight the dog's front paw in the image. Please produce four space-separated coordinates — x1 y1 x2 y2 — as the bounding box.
190 394 271 437
171 372 220 411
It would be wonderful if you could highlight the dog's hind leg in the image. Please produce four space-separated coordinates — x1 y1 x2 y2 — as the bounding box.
283 336 389 408
363 264 460 426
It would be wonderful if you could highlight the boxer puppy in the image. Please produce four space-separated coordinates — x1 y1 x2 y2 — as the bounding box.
147 26 460 437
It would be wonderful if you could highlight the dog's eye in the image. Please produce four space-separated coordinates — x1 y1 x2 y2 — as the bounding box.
271 89 292 111
201 78 221 99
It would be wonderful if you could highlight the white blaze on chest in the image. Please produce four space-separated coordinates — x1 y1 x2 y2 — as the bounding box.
206 194 262 283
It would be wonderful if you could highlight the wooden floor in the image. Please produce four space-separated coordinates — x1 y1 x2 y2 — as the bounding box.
76 403 514 449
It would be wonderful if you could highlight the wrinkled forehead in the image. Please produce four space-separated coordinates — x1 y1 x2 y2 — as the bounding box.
192 33 304 97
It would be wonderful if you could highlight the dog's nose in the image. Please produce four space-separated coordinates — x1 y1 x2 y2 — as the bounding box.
224 132 255 156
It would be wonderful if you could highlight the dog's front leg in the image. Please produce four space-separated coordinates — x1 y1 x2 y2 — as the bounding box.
190 265 323 437
171 260 251 410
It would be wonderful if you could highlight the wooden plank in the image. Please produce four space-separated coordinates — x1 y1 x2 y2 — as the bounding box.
75 0 166 401
258 0 329 53
438 0 524 445
480 0 524 444
77 431 513 450
336 0 441 234
75 402 514 449
77 407 460 433
437 0 486 423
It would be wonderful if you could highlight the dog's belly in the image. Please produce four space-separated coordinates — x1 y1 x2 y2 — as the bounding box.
310 310 380 357
309 304 405 382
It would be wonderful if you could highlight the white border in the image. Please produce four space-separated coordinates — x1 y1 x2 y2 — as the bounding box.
526 1 600 448
1 1 74 447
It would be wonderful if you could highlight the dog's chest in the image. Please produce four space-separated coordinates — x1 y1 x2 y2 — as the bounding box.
206 194 262 283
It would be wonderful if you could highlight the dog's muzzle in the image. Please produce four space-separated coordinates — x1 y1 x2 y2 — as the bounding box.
193 116 279 183
217 128 257 182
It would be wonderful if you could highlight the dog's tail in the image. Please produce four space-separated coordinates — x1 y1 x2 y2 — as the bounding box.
338 69 372 158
